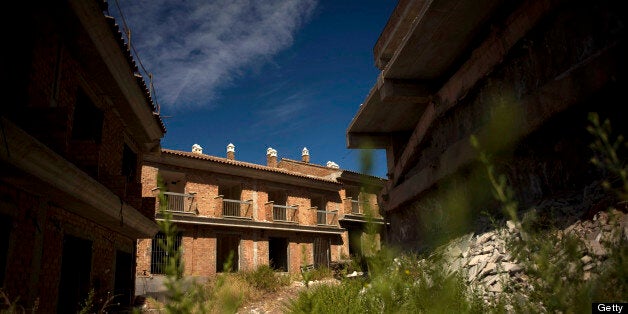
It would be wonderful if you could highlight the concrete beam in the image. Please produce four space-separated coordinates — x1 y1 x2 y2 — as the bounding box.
0 117 159 238
385 39 624 212
160 214 346 235
389 0 559 188
346 132 391 149
373 0 428 70
379 79 432 104
383 0 504 80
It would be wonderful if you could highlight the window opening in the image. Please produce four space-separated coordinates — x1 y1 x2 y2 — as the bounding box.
151 232 182 274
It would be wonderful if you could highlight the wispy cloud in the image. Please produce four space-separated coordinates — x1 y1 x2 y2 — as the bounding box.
116 0 317 110
251 89 316 136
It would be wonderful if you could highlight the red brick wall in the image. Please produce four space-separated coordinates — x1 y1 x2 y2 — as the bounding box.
0 182 135 312
0 13 156 311
277 159 339 178
139 160 384 277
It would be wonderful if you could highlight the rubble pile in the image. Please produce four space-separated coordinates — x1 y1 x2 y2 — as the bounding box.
439 206 627 304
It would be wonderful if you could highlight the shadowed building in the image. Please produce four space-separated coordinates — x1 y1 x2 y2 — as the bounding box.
0 0 165 311
347 0 627 250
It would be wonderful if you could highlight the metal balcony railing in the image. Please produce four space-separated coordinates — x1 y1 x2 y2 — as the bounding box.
160 191 196 213
272 204 298 223
222 199 252 219
317 210 338 226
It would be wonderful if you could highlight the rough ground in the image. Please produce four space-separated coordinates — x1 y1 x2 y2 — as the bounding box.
237 279 340 314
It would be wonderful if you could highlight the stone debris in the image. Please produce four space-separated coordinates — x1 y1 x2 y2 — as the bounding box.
432 199 625 307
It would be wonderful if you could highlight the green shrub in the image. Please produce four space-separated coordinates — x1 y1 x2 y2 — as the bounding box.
239 265 290 292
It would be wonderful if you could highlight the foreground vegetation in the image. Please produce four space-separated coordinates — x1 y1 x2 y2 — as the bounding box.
19 111 617 314
286 112 627 313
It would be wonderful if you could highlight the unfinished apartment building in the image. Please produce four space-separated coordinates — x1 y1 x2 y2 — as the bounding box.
136 144 384 282
347 0 627 249
0 0 165 312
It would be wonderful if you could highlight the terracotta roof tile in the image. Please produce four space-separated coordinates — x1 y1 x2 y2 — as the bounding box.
280 158 386 181
161 149 341 184
102 14 167 134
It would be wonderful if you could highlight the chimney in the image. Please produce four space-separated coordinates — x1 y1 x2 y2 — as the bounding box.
326 161 339 169
302 147 310 163
266 147 278 167
192 144 203 154
226 143 235 160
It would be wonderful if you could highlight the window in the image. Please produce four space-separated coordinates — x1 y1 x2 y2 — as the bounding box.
122 144 137 182
268 190 287 205
71 88 103 143
312 196 328 225
151 232 182 275
219 183 242 200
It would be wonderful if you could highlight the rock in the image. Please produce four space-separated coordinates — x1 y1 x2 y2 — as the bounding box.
468 265 478 282
468 254 490 266
583 271 592 281
502 262 523 273
482 274 498 285
489 251 502 264
488 281 502 292
479 262 497 279
477 232 493 245
482 245 494 254
583 263 596 271
580 255 593 264
506 220 516 232
589 241 608 257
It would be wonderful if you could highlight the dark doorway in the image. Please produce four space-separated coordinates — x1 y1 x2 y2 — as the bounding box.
348 228 363 257
57 235 93 314
268 237 288 271
113 250 134 307
0 215 11 286
217 235 239 272
313 237 330 268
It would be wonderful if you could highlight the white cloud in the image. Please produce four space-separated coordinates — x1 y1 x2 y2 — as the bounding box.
115 0 317 110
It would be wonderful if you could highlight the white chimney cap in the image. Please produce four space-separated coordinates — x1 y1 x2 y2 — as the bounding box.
266 147 277 157
192 144 203 154
302 147 309 156
326 161 339 169
227 143 235 152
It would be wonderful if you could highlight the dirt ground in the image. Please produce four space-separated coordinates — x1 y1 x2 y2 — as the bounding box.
237 279 340 314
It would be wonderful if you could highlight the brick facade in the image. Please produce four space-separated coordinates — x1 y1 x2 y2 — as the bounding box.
1 0 164 311
136 148 385 282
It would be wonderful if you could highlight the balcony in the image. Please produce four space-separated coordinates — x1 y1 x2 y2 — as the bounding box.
160 191 197 214
316 209 338 226
272 204 298 223
221 199 253 219
349 199 371 215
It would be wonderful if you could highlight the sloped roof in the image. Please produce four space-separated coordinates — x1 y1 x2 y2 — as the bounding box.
101 5 166 134
161 149 341 184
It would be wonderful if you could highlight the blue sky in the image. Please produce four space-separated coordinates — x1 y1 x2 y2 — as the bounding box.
111 0 396 178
